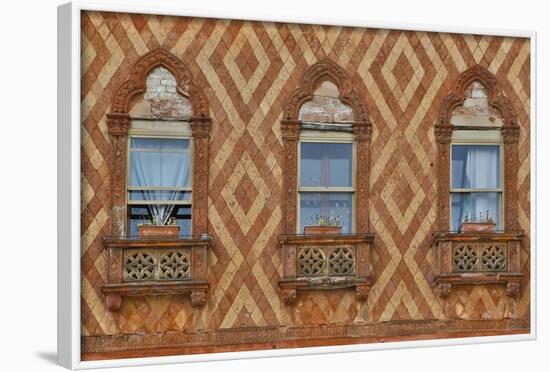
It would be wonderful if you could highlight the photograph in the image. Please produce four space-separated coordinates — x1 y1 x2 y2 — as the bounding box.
76 7 532 362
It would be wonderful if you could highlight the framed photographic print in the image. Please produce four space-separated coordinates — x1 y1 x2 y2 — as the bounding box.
57 1 536 368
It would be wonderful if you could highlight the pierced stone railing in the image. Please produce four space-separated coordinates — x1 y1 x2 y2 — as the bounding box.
432 231 524 299
101 235 211 311
278 233 374 304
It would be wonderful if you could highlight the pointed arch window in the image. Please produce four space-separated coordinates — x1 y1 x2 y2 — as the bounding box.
278 60 374 306
432 65 523 306
101 49 212 311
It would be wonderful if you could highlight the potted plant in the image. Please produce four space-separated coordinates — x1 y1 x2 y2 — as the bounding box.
304 214 342 235
459 210 496 233
138 216 180 237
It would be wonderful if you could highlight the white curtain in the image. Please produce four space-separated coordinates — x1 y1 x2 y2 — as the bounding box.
452 145 499 189
451 145 500 230
130 138 190 225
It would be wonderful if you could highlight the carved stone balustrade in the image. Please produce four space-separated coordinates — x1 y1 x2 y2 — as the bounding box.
278 233 375 304
101 235 211 311
432 231 524 299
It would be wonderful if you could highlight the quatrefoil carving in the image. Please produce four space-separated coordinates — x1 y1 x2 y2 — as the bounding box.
298 248 326 275
453 245 478 272
328 247 355 275
159 251 191 280
123 251 156 281
480 245 507 271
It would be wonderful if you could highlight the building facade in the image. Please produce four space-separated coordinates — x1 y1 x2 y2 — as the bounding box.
80 11 531 359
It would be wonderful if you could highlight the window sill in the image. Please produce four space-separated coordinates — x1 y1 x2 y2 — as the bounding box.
278 233 374 304
101 235 211 311
432 231 524 299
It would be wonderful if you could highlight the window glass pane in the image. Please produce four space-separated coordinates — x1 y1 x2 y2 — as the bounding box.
130 138 190 188
299 192 352 233
451 145 500 189
300 143 352 187
129 205 192 237
451 192 501 231
130 137 189 150
128 190 191 201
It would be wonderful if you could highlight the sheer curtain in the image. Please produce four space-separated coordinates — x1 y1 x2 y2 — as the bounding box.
130 138 190 225
451 145 500 230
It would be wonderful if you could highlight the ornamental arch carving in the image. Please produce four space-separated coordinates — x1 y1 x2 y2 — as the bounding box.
278 59 374 304
281 59 373 234
109 48 209 117
432 65 523 309
434 64 519 231
106 48 211 236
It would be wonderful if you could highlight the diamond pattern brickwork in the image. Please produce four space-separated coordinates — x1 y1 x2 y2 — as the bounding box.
80 11 531 337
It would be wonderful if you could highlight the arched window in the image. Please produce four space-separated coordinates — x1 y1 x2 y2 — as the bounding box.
126 66 194 237
432 65 523 307
278 60 374 306
102 49 211 311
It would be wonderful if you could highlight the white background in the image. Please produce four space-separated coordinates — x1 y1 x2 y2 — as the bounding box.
0 0 547 370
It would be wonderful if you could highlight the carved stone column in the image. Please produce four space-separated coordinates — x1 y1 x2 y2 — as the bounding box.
190 116 211 235
502 125 520 230
106 113 130 237
435 125 453 231
354 121 372 233
281 119 300 234
105 246 123 311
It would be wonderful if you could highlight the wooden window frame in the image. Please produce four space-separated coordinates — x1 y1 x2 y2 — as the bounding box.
433 65 523 307
102 49 212 310
279 59 374 305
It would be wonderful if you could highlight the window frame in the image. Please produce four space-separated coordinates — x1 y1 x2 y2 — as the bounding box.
125 120 194 235
449 134 504 232
434 64 520 233
297 131 356 233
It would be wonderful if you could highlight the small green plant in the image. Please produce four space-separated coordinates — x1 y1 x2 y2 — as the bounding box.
309 214 342 226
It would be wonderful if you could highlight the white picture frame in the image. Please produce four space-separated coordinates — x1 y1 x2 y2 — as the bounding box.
57 1 537 369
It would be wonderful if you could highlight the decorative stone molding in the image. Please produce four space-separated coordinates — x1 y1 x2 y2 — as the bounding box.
106 49 211 237
110 49 209 117
82 318 529 359
279 60 374 303
103 49 212 309
435 65 520 232
433 66 523 310
278 234 374 303
101 236 211 311
432 231 524 303
283 59 370 123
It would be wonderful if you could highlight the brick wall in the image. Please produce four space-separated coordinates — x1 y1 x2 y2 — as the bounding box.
129 66 192 119
80 11 531 344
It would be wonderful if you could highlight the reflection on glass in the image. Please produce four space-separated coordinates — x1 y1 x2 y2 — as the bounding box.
451 192 500 231
300 142 352 187
299 192 352 233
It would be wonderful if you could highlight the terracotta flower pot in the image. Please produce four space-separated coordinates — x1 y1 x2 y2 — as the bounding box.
459 222 496 233
303 225 342 235
138 225 180 237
